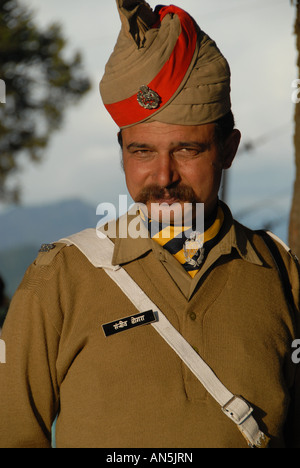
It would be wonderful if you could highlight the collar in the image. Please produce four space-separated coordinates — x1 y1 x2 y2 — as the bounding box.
111 212 153 266
210 202 263 266
110 202 263 268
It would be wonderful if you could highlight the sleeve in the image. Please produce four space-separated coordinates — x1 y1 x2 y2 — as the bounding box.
289 365 300 448
0 285 60 448
282 246 300 448
266 234 300 447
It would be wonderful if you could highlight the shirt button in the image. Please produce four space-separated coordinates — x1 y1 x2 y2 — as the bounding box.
189 312 197 321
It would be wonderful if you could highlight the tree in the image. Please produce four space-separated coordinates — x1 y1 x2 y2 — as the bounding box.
289 0 300 258
0 0 91 203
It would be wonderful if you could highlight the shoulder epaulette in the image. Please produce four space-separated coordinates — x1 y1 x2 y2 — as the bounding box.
256 230 299 312
34 242 67 266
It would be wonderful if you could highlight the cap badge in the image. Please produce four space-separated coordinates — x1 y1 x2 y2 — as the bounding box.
137 85 161 110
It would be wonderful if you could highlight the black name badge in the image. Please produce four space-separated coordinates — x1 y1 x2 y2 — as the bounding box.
102 310 157 337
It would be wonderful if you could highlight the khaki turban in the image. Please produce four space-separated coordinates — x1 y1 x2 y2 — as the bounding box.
100 0 231 129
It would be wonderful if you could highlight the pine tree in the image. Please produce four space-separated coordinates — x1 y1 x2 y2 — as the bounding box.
0 0 91 202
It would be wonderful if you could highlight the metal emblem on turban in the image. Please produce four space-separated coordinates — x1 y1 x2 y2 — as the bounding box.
137 85 160 110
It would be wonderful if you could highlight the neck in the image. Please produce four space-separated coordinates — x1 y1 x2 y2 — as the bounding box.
203 202 219 231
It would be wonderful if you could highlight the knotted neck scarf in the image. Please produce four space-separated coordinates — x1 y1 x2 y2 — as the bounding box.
141 204 224 278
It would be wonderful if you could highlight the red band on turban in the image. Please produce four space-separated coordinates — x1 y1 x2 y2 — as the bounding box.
104 5 198 128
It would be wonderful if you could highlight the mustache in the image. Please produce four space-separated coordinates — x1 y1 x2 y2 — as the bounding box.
135 184 199 204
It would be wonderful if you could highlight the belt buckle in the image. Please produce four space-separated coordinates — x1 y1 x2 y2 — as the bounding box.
222 395 253 425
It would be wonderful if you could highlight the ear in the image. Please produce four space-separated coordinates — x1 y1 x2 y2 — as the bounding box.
117 130 123 148
222 129 241 169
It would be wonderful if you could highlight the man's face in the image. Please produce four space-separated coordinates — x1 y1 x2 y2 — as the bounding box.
121 121 240 220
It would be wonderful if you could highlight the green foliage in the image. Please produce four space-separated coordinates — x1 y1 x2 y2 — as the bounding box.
0 0 91 202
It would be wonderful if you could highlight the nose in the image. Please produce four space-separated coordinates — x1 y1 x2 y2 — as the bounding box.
152 152 180 188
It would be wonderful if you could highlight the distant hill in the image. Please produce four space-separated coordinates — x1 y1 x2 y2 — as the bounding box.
0 245 38 298
0 198 98 298
0 198 98 250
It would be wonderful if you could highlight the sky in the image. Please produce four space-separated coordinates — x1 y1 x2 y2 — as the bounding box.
3 0 298 241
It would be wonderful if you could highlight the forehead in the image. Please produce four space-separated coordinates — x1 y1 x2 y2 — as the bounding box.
122 121 216 145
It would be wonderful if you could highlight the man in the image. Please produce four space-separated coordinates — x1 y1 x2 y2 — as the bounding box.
0 1 299 449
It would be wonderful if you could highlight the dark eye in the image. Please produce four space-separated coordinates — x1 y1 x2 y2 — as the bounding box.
173 148 200 159
129 148 156 160
134 149 153 156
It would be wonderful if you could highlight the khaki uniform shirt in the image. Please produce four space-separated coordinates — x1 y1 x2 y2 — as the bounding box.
0 203 299 448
